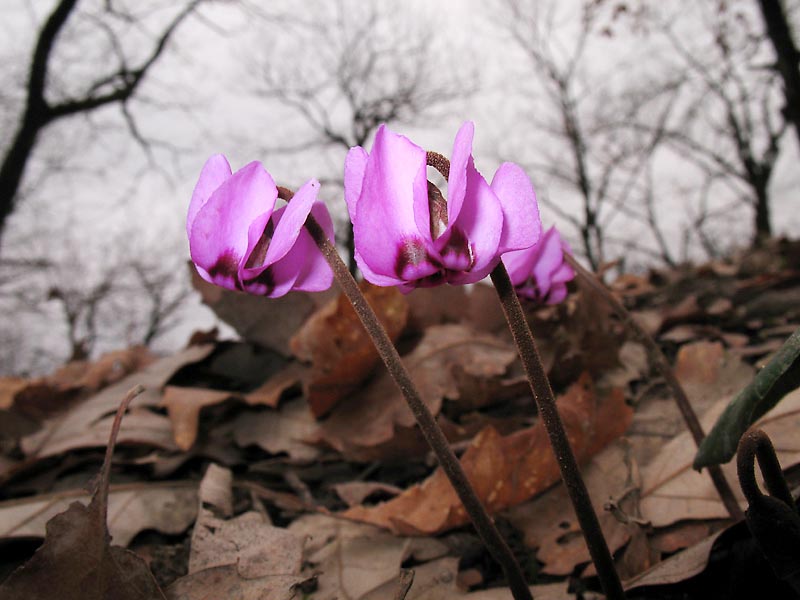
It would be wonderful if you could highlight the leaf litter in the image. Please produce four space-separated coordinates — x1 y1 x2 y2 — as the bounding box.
2 243 800 598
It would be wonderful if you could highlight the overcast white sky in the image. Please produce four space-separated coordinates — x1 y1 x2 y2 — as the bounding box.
1 0 798 373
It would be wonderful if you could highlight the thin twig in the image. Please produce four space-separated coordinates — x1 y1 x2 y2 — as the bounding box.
565 253 744 521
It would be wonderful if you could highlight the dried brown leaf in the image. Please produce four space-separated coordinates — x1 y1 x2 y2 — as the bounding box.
639 387 800 527
233 398 320 462
0 387 167 599
289 514 449 600
290 282 408 417
161 386 237 451
167 464 307 600
344 374 632 535
20 346 213 460
0 481 197 547
507 442 637 576
318 324 517 461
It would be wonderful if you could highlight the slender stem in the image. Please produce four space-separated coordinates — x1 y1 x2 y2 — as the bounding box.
490 263 626 600
299 211 533 600
737 429 794 510
564 254 744 521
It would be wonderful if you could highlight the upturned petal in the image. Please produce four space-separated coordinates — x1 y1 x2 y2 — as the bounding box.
491 162 542 253
289 202 336 293
503 226 574 304
189 161 277 291
351 125 437 282
344 146 368 221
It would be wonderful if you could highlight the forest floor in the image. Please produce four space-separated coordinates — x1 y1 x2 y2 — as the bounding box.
1 238 799 599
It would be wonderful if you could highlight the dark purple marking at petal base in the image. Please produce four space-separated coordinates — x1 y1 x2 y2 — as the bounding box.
439 227 474 271
243 266 275 296
395 237 430 278
208 249 242 289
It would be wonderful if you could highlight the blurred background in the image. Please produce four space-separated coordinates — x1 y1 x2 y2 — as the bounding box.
1 0 798 375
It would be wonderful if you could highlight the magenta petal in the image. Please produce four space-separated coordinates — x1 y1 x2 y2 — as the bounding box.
550 261 575 285
187 154 232 241
440 155 503 282
353 125 433 279
445 121 474 227
263 179 318 266
546 283 569 304
344 146 368 222
290 202 336 293
189 161 277 291
491 162 542 253
531 228 566 288
242 205 300 296
502 243 541 287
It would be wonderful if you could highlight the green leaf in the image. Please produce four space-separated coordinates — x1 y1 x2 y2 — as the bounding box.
693 327 800 470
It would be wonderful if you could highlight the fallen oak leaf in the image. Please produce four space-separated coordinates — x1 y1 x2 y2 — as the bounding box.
0 481 197 547
233 398 320 462
343 373 632 535
161 386 238 451
506 442 642 576
639 386 800 528
0 386 167 599
20 345 214 461
290 282 408 417
161 361 307 451
695 327 800 469
288 513 449 600
317 324 518 461
166 464 308 600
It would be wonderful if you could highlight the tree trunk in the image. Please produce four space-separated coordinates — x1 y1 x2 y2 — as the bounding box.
0 120 45 245
758 0 800 149
753 183 773 245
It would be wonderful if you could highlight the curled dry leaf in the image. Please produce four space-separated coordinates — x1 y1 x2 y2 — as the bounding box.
507 442 640 576
161 386 237 451
0 481 197 547
233 398 320 462
317 324 518 461
0 347 155 429
343 373 632 535
290 282 409 417
0 387 167 600
20 345 214 460
161 361 306 451
167 464 308 600
288 513 450 600
639 386 800 528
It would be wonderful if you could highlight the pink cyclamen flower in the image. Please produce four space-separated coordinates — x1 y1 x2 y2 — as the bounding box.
187 154 334 297
344 122 541 292
503 226 575 304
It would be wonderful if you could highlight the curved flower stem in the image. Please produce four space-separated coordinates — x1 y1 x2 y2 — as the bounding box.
564 254 744 521
490 262 626 600
736 429 794 510
295 205 532 600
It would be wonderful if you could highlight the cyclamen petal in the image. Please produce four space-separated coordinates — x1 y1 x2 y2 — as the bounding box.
503 226 575 305
187 155 334 298
345 122 542 291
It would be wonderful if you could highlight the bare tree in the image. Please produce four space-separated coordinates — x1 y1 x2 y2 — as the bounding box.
0 227 192 374
646 2 789 245
250 0 474 271
0 0 201 249
495 0 683 270
757 0 800 147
